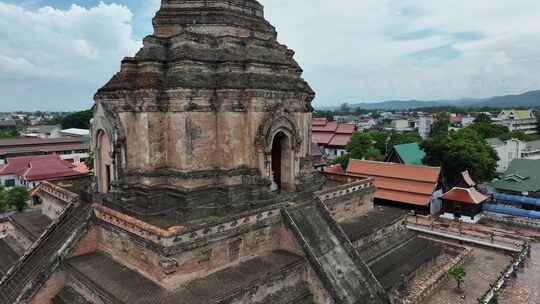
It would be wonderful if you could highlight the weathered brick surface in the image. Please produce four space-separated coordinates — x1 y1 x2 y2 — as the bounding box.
30 271 66 304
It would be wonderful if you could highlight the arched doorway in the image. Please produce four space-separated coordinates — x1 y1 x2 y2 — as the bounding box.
271 131 293 192
96 130 114 193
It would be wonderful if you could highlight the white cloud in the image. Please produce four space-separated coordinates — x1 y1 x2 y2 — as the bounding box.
0 1 140 110
260 0 540 106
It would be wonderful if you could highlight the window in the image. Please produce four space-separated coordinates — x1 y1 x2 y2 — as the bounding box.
4 179 15 187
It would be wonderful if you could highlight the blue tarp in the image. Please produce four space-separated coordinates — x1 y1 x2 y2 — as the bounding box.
493 193 540 207
484 204 540 219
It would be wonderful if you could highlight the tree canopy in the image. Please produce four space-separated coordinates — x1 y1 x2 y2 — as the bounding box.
429 112 450 138
467 121 509 139
422 128 498 187
336 130 423 169
474 113 492 124
0 129 18 139
59 110 93 129
0 186 29 213
5 187 29 212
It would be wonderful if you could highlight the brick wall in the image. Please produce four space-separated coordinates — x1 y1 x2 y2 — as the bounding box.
30 271 66 304
70 227 98 258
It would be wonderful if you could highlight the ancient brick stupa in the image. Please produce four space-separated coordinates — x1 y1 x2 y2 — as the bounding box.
92 0 323 221
0 1 440 303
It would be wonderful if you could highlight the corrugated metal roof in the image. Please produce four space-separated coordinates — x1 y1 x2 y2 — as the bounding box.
491 159 540 193
392 143 425 166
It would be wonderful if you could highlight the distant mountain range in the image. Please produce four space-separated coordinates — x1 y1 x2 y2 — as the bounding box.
319 90 540 111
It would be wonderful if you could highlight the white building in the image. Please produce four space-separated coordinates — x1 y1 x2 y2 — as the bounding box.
418 115 434 139
487 138 540 173
390 119 411 132
493 110 537 134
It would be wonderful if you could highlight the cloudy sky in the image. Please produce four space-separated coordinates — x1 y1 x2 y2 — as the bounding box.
1 0 540 111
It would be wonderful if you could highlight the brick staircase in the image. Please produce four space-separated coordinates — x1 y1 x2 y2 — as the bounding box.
282 201 390 304
0 202 92 304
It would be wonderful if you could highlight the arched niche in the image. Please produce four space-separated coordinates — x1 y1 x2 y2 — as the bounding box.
257 115 301 192
96 129 114 193
270 131 294 192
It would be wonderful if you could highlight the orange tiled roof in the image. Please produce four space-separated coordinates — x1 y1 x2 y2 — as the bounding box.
440 187 488 205
312 133 335 145
347 160 440 183
323 165 345 174
346 160 441 206
328 134 353 147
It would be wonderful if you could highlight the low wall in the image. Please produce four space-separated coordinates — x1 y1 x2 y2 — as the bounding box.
483 212 540 230
403 245 472 304
477 243 532 304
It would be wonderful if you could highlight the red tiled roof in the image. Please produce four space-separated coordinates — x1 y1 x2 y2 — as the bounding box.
0 143 89 156
347 160 440 183
450 116 463 123
0 137 82 147
312 121 338 132
335 124 356 134
323 165 345 174
376 189 433 206
0 154 86 182
346 160 441 207
312 118 328 126
328 134 353 147
312 133 335 145
461 170 476 187
440 187 488 205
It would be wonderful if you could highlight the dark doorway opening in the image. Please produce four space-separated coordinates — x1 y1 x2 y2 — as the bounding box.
271 132 286 190
105 165 111 192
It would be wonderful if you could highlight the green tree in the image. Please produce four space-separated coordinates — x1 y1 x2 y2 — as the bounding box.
346 132 383 161
313 110 334 121
85 152 94 170
6 187 29 212
0 185 7 213
474 113 492 124
422 128 498 187
429 112 450 138
448 266 466 291
0 129 18 139
60 110 93 129
468 122 509 139
340 103 351 113
389 131 423 147
335 154 350 170
537 115 540 134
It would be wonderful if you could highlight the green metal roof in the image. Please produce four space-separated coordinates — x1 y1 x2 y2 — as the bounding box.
393 143 426 166
491 159 540 193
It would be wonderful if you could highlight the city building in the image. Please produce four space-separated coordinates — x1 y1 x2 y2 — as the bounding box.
385 142 425 166
491 159 540 197
0 2 455 303
344 160 443 214
487 138 524 173
0 154 88 190
487 138 540 173
493 109 537 134
521 139 540 160
20 124 61 138
311 142 328 170
312 118 356 159
0 120 17 133
418 115 434 139
389 119 412 132
58 128 90 140
0 137 89 165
